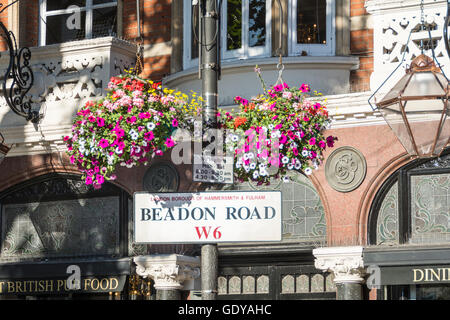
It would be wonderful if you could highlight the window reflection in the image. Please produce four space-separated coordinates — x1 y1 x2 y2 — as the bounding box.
227 0 242 50
249 0 266 47
297 0 326 44
191 4 199 59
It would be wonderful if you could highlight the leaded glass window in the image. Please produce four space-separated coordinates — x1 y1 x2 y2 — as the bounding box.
410 174 450 244
1 197 120 259
234 171 327 244
376 182 399 245
371 150 450 246
0 175 129 262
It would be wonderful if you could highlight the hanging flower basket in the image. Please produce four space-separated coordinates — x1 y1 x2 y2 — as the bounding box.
218 67 338 185
64 72 202 189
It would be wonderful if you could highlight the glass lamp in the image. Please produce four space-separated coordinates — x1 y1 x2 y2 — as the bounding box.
374 54 450 158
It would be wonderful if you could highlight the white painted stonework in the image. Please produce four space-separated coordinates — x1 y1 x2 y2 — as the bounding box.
134 254 201 290
313 246 366 284
0 37 136 156
164 56 360 107
366 0 450 92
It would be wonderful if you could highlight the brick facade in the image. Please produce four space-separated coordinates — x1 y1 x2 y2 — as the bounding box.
350 0 373 93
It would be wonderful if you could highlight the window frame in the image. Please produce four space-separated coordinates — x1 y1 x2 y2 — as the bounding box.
220 0 272 60
39 0 118 46
288 0 335 56
183 0 272 70
0 173 131 260
368 148 450 246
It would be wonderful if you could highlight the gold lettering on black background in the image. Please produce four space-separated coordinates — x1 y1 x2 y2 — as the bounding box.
0 277 121 294
413 268 450 283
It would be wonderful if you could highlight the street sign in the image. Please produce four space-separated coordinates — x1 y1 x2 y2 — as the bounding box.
193 154 234 184
134 191 282 243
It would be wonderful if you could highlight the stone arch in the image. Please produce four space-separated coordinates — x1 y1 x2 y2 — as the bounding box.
0 152 136 196
357 151 412 244
234 170 329 245
362 147 450 245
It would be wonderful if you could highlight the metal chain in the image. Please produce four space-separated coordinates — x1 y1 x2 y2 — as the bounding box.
134 42 144 75
274 0 284 86
420 0 426 53
420 0 425 26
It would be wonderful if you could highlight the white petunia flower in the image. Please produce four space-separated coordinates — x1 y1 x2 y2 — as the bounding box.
304 167 313 175
282 156 290 164
146 122 156 131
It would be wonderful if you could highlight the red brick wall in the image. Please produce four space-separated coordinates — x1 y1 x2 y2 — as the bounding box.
0 0 8 51
350 0 373 93
123 0 172 82
23 0 39 47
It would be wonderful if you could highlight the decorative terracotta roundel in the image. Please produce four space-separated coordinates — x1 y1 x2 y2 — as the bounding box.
325 146 367 193
143 162 180 192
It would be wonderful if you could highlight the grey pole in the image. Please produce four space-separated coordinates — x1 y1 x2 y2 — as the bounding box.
200 0 219 300
201 0 218 129
201 244 218 300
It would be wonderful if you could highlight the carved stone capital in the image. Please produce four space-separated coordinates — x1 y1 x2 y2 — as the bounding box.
133 254 200 290
313 246 365 284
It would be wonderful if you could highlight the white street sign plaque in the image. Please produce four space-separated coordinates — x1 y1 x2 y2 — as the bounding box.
134 191 282 243
193 154 234 184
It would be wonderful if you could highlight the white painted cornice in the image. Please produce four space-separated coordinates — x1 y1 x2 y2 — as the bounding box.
365 0 446 15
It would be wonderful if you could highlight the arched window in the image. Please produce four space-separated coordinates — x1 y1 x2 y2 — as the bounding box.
369 148 450 246
0 173 131 261
233 170 327 244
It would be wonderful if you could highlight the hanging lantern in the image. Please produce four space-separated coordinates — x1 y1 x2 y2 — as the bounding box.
374 54 450 158
0 132 10 164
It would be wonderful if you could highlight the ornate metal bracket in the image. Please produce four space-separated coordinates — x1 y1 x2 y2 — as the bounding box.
0 1 40 123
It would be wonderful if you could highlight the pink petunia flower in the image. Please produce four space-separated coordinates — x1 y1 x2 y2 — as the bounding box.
85 176 93 185
96 174 105 184
165 137 175 148
97 117 105 127
144 131 154 141
299 83 310 93
98 139 109 148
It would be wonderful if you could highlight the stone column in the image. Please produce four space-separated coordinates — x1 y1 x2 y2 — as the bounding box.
313 246 365 300
134 254 201 300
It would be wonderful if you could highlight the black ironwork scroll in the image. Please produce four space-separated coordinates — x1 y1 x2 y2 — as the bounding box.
0 1 39 123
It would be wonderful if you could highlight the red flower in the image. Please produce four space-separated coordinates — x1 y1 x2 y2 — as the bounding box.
234 117 247 128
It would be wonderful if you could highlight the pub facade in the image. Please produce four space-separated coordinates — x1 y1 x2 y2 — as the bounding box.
0 0 449 300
